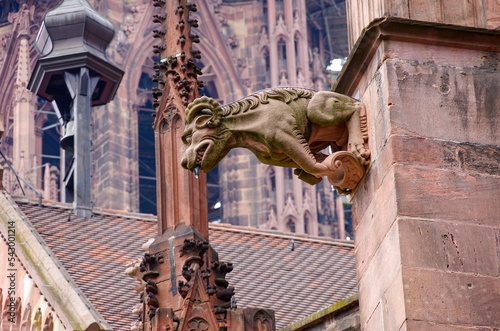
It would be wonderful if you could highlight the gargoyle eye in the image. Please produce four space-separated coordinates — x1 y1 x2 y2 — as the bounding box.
201 109 213 116
182 133 192 144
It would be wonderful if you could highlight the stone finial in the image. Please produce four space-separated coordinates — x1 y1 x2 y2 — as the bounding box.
8 4 34 36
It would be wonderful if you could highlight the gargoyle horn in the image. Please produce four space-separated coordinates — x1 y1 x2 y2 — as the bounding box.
185 96 222 127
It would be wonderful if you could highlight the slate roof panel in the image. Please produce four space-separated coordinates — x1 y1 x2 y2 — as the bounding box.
16 200 357 330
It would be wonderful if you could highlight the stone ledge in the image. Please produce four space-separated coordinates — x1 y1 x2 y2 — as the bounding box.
333 17 500 96
279 294 359 331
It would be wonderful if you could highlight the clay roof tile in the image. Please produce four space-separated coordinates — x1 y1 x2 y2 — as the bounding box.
16 199 356 330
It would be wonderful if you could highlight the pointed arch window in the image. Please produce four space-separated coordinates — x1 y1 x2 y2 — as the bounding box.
277 38 287 72
294 32 303 70
286 217 296 233
304 212 312 235
261 47 271 86
264 167 276 202
21 303 31 331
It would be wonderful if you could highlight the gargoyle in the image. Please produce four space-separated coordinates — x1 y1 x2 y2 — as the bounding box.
181 87 369 193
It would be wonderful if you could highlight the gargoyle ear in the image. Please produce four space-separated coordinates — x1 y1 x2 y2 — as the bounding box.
194 115 213 129
186 96 221 124
194 115 221 128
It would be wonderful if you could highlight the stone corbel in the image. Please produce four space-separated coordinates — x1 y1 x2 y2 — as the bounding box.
323 151 366 194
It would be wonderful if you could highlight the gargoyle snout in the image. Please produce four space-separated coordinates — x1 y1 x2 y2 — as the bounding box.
181 156 188 170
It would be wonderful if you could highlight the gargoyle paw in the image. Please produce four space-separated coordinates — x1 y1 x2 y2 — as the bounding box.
349 142 370 166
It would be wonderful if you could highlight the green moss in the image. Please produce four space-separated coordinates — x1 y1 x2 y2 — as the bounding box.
279 294 358 331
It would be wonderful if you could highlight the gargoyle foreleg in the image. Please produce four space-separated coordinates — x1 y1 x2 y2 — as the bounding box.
275 131 331 178
307 91 370 165
346 104 370 166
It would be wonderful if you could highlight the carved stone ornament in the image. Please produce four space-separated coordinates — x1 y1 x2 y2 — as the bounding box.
181 87 370 193
254 310 273 331
187 317 209 331
43 313 54 331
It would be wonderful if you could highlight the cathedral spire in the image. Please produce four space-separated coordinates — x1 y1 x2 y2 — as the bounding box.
130 3 276 331
152 0 208 236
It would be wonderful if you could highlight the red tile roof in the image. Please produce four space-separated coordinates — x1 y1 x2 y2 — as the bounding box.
16 199 357 330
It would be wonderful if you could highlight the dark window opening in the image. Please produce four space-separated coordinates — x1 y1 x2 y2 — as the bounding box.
286 218 296 233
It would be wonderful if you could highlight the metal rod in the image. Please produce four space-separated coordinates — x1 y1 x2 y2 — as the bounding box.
0 149 43 205
42 122 60 131
35 154 61 160
139 175 157 180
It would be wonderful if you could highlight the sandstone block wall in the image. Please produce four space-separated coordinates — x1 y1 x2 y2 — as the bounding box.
335 19 500 330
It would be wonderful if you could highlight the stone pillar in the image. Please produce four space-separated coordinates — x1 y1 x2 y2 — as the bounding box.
73 67 93 218
283 0 296 84
275 166 285 224
43 163 60 201
334 18 500 330
297 0 310 85
12 8 36 195
267 0 279 86
92 93 139 212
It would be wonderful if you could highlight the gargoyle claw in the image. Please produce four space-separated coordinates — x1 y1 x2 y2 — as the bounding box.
350 143 370 166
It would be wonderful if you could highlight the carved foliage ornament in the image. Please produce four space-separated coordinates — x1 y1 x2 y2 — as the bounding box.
181 87 370 193
187 317 209 331
254 310 273 331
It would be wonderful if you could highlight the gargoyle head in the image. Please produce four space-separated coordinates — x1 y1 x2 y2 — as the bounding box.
181 96 232 176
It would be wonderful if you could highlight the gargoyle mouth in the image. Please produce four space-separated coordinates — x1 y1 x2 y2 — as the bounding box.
193 140 213 172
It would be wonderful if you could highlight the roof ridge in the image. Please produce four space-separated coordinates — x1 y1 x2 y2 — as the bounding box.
13 197 354 248
209 223 355 248
12 195 73 209
13 196 157 221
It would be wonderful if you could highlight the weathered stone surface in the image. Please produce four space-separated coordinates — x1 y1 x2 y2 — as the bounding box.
399 217 500 277
401 320 492 331
363 302 384 331
340 18 500 331
364 70 391 161
389 135 500 176
357 219 401 326
390 136 459 169
385 57 499 146
353 165 398 277
394 165 500 226
402 267 500 326
382 267 406 331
